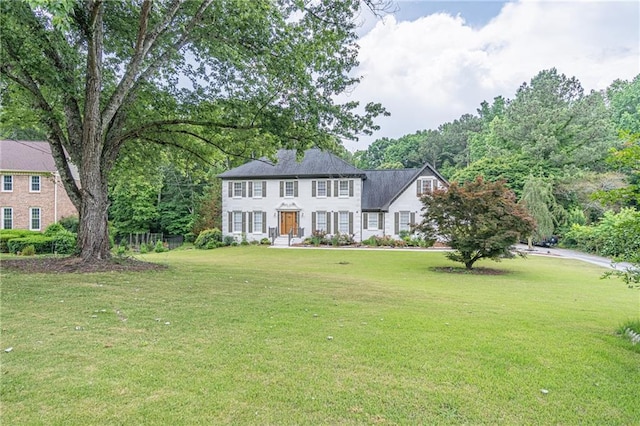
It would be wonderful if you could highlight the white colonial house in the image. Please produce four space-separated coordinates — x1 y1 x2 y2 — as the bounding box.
219 149 447 244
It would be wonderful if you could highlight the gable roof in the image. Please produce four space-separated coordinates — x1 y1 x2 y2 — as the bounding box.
0 140 80 179
218 149 365 179
362 168 419 211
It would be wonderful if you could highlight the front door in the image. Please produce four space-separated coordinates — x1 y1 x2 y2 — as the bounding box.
280 211 297 236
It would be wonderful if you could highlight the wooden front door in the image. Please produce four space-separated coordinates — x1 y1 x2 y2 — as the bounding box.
280 211 297 235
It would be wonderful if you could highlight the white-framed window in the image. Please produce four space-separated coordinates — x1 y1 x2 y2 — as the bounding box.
233 182 243 198
253 210 263 233
2 175 12 192
285 181 295 197
316 180 327 197
338 211 349 233
316 211 327 232
417 179 434 195
30 207 41 231
233 211 243 233
339 180 349 197
253 182 263 198
368 213 379 230
30 175 41 192
399 211 411 232
1 207 12 229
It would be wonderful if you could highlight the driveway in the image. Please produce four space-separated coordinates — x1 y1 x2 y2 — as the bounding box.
515 244 634 271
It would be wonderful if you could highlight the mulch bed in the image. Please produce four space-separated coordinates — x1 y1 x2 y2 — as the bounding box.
430 266 510 275
1 256 166 274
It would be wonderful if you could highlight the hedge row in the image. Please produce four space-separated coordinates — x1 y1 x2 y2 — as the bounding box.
1 228 77 255
0 230 40 253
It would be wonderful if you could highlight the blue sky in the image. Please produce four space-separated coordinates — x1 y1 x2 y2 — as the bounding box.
343 0 640 151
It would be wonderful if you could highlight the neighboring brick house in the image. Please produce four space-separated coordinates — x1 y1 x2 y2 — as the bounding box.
0 140 79 231
219 149 447 243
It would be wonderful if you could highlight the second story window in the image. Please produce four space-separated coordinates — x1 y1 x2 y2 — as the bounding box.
233 182 243 198
417 179 435 196
2 175 12 192
30 175 41 192
285 181 294 197
339 180 349 197
317 180 327 197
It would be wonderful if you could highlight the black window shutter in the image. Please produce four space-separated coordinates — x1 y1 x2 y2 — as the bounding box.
363 213 368 230
312 212 316 231
241 182 246 197
334 180 339 197
410 212 416 225
248 212 253 233
349 180 354 197
228 211 233 233
334 212 338 233
242 212 246 233
262 181 267 197
326 212 331 232
248 182 253 198
417 180 421 196
294 181 298 197
378 213 384 230
228 182 232 197
262 212 267 233
394 212 399 234
279 181 284 197
312 180 316 197
349 212 354 234
327 180 332 197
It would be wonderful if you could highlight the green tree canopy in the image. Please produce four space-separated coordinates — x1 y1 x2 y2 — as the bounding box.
0 0 388 261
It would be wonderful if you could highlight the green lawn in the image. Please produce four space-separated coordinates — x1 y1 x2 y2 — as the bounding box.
1 247 639 424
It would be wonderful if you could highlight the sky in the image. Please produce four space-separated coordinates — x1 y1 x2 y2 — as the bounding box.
342 0 640 151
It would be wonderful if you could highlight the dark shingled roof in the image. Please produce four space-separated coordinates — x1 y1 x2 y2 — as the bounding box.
218 149 365 179
0 140 79 179
362 168 420 211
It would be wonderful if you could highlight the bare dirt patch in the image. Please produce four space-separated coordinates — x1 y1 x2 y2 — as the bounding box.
430 266 510 275
1 256 166 274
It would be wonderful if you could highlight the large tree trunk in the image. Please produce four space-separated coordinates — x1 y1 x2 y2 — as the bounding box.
77 0 109 262
77 153 111 261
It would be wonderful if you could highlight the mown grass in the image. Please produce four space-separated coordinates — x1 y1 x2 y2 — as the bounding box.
1 247 639 424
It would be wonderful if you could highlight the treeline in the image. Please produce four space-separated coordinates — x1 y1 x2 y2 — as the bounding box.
352 68 640 258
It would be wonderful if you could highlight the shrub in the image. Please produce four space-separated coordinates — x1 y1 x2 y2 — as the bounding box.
21 245 36 256
7 235 54 254
184 232 196 243
260 238 271 245
58 215 79 233
44 223 65 236
0 230 40 253
223 235 236 247
51 230 77 254
154 240 168 253
309 230 327 246
194 228 223 249
564 208 640 262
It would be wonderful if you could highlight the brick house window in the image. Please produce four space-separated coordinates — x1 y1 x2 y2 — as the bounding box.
1 207 12 229
30 175 41 192
30 207 41 231
2 175 12 192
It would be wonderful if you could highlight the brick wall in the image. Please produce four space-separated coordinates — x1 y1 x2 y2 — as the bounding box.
0 173 78 230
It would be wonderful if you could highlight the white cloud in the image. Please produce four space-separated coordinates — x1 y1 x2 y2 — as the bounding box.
345 0 640 151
